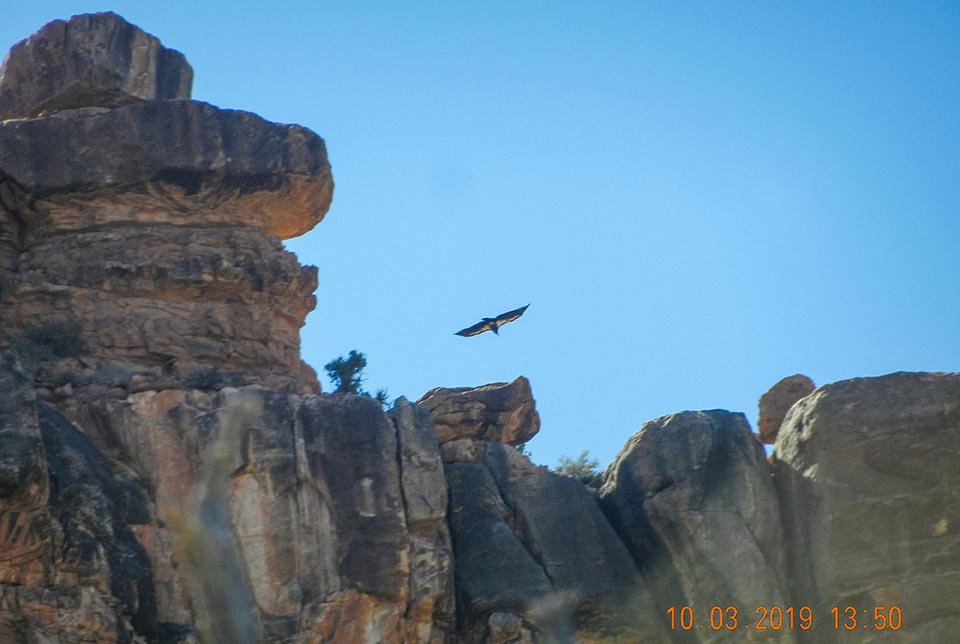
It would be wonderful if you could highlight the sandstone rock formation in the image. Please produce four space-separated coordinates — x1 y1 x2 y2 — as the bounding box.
0 12 332 396
757 374 815 444
2 345 457 643
599 410 793 643
0 11 192 119
417 377 540 445
0 347 154 643
1 12 958 644
443 438 668 643
774 372 960 643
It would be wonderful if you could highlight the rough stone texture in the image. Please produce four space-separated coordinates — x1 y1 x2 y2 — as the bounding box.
2 224 319 393
0 15 333 395
0 12 193 120
387 398 456 641
757 374 815 444
0 99 333 239
0 347 153 644
774 372 960 643
417 377 540 445
2 380 457 643
445 439 668 643
599 410 793 643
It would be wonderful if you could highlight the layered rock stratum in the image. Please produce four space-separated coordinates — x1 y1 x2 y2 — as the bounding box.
1 12 958 644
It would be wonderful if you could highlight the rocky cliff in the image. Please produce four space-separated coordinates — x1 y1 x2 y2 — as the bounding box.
1 13 958 644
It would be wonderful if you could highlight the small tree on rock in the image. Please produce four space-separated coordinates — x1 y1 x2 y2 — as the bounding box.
554 450 600 483
325 350 367 394
324 350 391 409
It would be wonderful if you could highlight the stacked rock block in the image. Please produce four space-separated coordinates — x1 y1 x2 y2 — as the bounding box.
0 12 332 394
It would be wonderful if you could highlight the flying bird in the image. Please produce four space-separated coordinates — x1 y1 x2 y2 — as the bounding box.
455 304 530 337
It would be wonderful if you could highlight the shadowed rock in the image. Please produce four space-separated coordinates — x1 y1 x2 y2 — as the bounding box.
0 13 332 395
418 376 540 445
445 439 667 642
774 372 960 643
0 12 192 120
758 374 814 444
599 410 793 643
0 99 333 239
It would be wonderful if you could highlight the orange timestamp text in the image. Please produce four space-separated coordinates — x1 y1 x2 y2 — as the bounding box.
666 605 903 632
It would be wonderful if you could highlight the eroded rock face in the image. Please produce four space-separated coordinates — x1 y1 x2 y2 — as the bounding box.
2 367 457 643
0 11 192 120
0 100 333 238
757 374 814 444
0 348 153 644
0 13 332 395
418 377 540 445
599 410 793 643
774 372 960 643
444 439 668 643
5 224 319 393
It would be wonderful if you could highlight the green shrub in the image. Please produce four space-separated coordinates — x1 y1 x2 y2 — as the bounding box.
324 350 390 409
554 450 601 483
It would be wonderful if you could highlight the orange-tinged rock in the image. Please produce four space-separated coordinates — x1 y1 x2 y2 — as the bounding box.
757 373 815 444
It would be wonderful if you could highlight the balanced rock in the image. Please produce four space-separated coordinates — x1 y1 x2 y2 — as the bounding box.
774 372 960 642
599 410 793 643
0 99 333 238
0 12 192 120
417 376 540 445
0 13 332 394
757 374 814 444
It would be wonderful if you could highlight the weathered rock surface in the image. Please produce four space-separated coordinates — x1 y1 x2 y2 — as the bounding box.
757 374 815 444
0 347 153 643
418 377 540 445
3 224 319 393
0 13 332 395
2 347 457 643
0 99 333 239
774 372 960 643
599 410 793 643
3 12 959 644
444 439 668 643
0 11 192 120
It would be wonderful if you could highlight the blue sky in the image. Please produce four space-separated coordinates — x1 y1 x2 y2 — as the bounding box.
3 2 958 468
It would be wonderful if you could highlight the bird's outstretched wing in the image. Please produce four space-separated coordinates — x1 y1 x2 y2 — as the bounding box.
493 304 529 326
454 304 530 337
455 319 495 337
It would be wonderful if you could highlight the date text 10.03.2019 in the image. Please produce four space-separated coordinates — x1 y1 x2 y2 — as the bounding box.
666 605 903 632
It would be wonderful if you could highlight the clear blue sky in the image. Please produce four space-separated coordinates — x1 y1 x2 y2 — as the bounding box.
4 2 958 468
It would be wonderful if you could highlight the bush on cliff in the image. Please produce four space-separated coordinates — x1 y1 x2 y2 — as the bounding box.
325 350 390 408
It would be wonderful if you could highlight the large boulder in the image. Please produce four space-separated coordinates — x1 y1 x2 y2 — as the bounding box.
417 377 540 445
444 439 668 642
599 410 793 643
0 99 333 239
757 374 814 444
774 372 960 642
0 12 192 120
